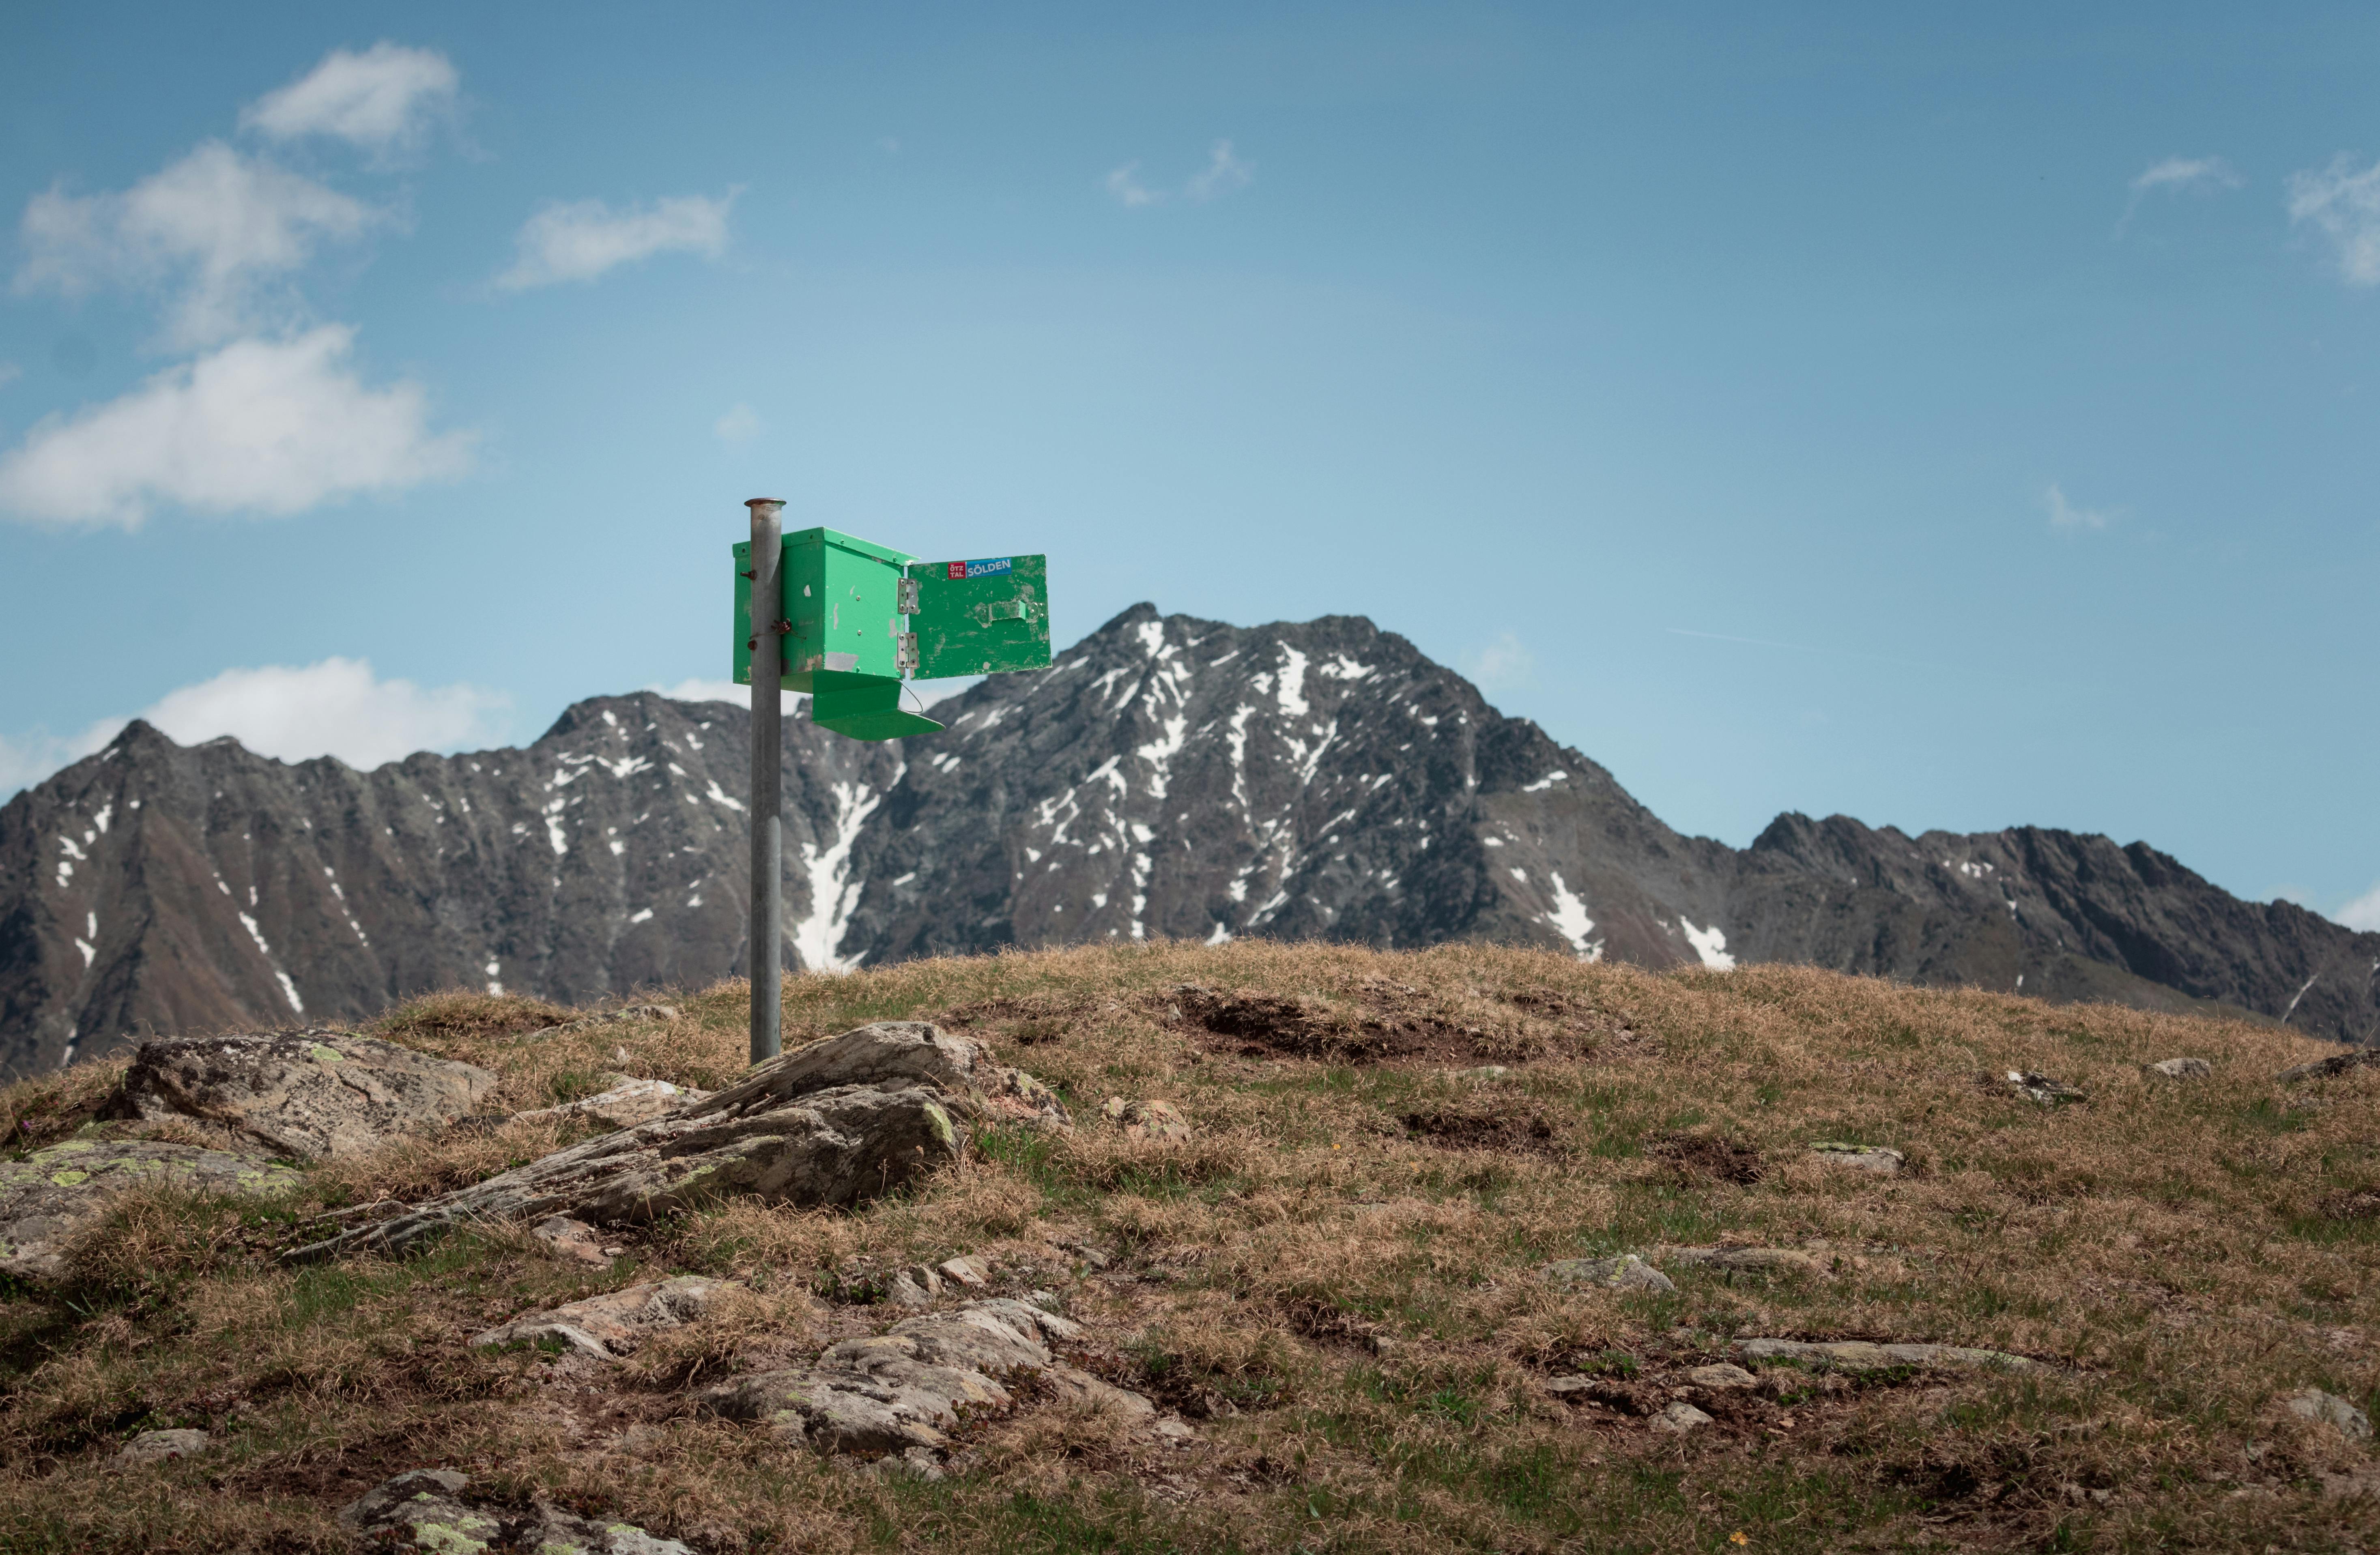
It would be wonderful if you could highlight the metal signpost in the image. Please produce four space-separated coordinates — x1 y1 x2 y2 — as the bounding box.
735 502 1053 1064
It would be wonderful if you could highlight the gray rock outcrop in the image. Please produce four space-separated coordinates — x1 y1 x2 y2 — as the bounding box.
112 1031 495 1160
287 1024 995 1264
2 1136 302 1281
2146 1057 2212 1081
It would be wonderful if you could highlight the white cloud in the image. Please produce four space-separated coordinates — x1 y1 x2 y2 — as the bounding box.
1187 140 1254 202
2131 156 2242 195
2287 154 2380 286
2045 483 2113 530
1460 632 1537 693
0 325 473 527
15 142 376 348
2339 883 2380 933
1105 141 1253 208
140 657 509 769
1 657 508 797
240 42 459 151
1105 163 1160 208
714 403 762 444
496 192 735 290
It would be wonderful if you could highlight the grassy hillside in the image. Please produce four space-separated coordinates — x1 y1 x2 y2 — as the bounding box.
2 942 2376 1551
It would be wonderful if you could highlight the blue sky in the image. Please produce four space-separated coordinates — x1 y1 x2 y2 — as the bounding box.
1 2 2375 926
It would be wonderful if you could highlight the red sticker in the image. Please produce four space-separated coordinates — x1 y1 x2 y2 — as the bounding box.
947 561 967 580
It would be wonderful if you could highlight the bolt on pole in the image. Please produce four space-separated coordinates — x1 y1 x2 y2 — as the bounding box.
746 498 785 1067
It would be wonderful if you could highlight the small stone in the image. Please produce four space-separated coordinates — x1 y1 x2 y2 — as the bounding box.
1685 1364 1757 1390
530 1215 611 1266
339 1470 501 1549
2146 1057 2212 1081
1651 1401 1713 1433
2006 1071 2087 1106
1452 1065 1510 1082
1042 1362 1157 1420
936 1255 989 1289
471 1275 728 1358
1810 1142 1904 1174
1102 1098 1192 1142
1543 1253 1676 1293
111 1428 210 1469
886 1271 935 1308
2285 1387 2372 1440
1152 1418 1199 1442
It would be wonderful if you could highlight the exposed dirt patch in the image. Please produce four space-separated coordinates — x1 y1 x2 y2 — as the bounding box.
1645 1130 1765 1185
2316 1189 2380 1221
1401 1107 1564 1158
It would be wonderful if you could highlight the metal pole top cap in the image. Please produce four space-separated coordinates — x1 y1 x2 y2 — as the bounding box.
745 497 785 512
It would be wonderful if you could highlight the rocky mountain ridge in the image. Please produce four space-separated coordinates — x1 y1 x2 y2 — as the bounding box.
4 603 2374 1071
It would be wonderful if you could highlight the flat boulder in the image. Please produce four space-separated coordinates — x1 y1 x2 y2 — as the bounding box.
2146 1057 2212 1081
115 1031 496 1161
2279 1049 2380 1085
111 1428 211 1469
2285 1386 2372 1440
2 1137 302 1281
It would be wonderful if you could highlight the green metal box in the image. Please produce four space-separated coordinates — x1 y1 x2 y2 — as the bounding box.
732 526 915 691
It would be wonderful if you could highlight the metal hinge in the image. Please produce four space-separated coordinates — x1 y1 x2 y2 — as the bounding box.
896 577 919 614
895 633 919 673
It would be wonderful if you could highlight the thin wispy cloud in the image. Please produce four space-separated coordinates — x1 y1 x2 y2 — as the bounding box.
713 404 762 444
1460 631 1536 693
1187 141 1253 202
2338 881 2380 933
14 143 378 349
240 42 459 153
2118 156 2242 234
2131 156 2242 196
1104 140 1254 208
2286 154 2380 286
2046 483 2114 530
0 326 473 527
496 191 736 290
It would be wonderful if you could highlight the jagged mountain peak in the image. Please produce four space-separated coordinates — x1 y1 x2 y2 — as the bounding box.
4 608 2376 1074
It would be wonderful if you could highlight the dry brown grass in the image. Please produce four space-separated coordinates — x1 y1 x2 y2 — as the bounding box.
3 940 2377 1551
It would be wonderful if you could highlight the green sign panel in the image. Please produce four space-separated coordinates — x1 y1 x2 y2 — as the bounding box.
732 527 1051 741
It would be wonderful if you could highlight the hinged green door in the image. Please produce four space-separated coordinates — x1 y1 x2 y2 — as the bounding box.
909 554 1052 677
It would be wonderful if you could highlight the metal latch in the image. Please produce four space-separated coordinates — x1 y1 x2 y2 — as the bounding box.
972 594 1046 626
896 578 919 614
